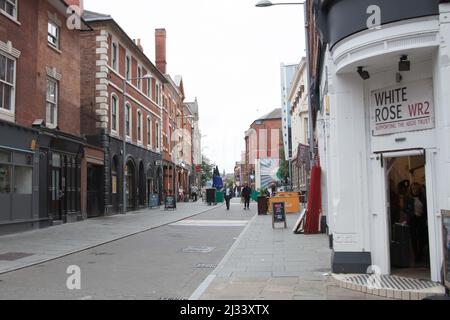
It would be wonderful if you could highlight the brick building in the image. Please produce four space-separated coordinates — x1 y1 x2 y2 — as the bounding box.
244 109 282 190
80 8 168 214
0 0 91 234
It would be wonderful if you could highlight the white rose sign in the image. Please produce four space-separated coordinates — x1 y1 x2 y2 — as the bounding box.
371 79 435 136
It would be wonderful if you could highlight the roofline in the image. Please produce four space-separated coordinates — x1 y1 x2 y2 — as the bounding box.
85 17 167 83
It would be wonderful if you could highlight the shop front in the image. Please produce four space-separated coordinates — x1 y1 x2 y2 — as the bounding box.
0 121 39 235
316 1 450 283
37 129 84 225
107 137 162 214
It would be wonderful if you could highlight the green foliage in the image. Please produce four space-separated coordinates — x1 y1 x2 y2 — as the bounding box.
278 147 290 182
200 160 215 187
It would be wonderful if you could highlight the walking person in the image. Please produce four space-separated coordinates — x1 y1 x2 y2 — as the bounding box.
224 186 233 211
191 185 198 202
242 185 251 211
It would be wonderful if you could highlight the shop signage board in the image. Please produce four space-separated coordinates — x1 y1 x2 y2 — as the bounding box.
442 210 450 290
272 202 287 229
165 196 176 210
371 78 435 136
149 194 159 209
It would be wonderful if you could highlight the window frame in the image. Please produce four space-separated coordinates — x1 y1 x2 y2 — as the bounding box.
137 109 142 143
46 77 58 128
47 20 60 49
125 102 132 139
137 65 142 91
111 41 118 71
146 75 152 98
0 0 18 20
0 52 16 115
147 116 152 149
125 54 131 81
111 93 119 134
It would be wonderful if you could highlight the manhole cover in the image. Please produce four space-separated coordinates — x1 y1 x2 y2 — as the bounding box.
0 252 34 261
159 297 187 300
195 263 217 269
182 246 215 253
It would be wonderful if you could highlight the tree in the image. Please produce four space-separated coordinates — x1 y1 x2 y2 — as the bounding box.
200 159 215 188
278 147 290 184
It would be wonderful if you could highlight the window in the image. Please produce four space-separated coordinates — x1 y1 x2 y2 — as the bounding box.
0 150 33 195
155 83 160 105
0 53 14 111
0 0 17 18
125 55 131 80
155 122 160 150
147 117 152 148
111 95 118 132
125 103 131 137
137 66 142 90
48 21 59 49
46 78 58 127
147 77 152 98
137 110 142 142
112 42 118 70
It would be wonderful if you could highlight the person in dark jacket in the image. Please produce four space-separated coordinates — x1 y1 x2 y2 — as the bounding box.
242 185 251 210
224 186 233 210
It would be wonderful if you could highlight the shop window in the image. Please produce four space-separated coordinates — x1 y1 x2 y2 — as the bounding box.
0 164 11 193
14 166 32 194
0 149 11 163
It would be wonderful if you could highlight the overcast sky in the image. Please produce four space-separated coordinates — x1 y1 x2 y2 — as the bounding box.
84 0 306 173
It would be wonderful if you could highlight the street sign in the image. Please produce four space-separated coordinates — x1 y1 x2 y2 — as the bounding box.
272 202 287 229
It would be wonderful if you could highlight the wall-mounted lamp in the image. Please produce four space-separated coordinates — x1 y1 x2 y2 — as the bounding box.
399 55 410 72
357 66 370 80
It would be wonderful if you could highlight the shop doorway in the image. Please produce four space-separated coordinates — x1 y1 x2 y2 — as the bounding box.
386 154 431 280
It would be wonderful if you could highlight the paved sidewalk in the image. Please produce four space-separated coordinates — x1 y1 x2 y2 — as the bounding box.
195 211 390 300
0 201 222 275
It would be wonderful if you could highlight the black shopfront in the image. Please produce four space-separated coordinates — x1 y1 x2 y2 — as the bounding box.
105 136 163 215
37 129 84 225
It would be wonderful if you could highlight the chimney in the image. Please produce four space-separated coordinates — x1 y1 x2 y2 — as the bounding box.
65 0 84 13
135 39 144 53
155 28 167 74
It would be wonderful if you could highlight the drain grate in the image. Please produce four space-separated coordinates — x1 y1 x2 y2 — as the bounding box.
195 263 217 269
342 274 440 291
182 246 215 254
0 252 34 261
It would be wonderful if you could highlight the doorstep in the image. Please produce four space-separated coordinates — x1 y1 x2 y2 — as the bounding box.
332 273 446 300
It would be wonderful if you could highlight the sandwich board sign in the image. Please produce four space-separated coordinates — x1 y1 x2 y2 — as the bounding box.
272 202 287 229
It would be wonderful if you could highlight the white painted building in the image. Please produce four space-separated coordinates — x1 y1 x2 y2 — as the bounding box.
314 0 449 283
288 58 310 192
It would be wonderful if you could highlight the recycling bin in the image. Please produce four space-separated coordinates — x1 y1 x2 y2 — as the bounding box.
215 190 224 203
206 188 216 205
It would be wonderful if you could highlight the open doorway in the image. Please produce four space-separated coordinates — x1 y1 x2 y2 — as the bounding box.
386 154 430 280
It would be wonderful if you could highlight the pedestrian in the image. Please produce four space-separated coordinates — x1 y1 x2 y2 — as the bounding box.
242 185 251 211
191 185 198 202
224 186 233 211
